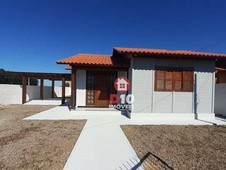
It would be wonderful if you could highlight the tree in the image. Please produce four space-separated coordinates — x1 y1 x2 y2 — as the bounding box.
0 69 38 85
65 82 70 87
29 78 38 86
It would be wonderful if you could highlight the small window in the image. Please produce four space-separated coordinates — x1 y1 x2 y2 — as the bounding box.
155 68 194 92
120 84 125 88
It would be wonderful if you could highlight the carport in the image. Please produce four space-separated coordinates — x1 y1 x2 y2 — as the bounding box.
10 72 71 104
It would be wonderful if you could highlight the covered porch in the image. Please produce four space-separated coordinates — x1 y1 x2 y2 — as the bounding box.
57 53 130 110
70 67 128 110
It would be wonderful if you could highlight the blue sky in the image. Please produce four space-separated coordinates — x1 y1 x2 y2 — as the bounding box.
1 0 226 73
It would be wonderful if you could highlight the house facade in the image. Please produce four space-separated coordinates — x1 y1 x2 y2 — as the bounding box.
57 47 226 119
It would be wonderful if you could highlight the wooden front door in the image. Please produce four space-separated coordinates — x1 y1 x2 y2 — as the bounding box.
95 73 109 106
86 71 116 107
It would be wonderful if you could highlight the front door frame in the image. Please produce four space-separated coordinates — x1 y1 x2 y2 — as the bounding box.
86 70 117 107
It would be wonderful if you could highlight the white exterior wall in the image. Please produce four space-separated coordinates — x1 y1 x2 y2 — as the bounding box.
0 84 70 105
76 69 86 107
53 87 71 97
195 64 215 114
131 57 215 116
215 83 226 116
131 58 153 113
0 84 22 104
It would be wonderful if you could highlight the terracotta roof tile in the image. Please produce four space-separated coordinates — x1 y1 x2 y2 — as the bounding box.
216 67 226 71
65 65 71 70
57 53 130 68
114 47 226 59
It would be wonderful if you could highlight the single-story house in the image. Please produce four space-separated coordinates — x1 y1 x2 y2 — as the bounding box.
57 47 226 119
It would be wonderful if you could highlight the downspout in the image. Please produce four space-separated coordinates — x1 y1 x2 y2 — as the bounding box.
211 62 215 114
194 73 198 119
151 70 154 113
172 91 174 113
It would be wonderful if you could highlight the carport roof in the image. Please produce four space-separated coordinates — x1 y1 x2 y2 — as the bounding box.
9 71 71 80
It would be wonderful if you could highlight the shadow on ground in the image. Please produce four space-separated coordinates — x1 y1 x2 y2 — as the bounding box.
117 152 174 170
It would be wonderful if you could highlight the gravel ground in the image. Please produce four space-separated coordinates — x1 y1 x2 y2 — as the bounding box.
121 125 226 170
0 105 86 170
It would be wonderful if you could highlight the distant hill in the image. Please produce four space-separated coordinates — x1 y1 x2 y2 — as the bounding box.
0 69 38 85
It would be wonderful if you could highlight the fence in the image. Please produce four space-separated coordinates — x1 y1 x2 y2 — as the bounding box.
0 84 71 105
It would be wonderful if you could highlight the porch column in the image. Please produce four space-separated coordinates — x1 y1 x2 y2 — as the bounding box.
51 80 55 98
22 76 27 104
71 67 75 109
62 77 66 104
40 79 44 100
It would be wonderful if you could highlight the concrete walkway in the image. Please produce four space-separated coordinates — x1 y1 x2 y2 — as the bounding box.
24 105 226 170
64 112 143 170
25 107 144 170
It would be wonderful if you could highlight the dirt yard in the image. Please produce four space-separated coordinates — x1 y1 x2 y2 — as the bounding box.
121 125 226 170
0 105 86 170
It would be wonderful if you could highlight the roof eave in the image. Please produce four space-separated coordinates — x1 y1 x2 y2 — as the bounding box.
116 52 225 60
114 48 226 60
69 63 130 69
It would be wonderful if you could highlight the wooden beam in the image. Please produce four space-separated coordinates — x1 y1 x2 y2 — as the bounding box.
9 71 71 80
62 77 66 104
51 80 55 98
22 76 27 104
71 68 75 109
40 79 44 100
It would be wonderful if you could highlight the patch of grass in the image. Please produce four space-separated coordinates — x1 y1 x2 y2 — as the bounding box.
0 126 39 146
121 125 226 170
0 105 86 170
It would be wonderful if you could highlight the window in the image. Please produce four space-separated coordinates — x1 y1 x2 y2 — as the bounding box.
155 68 194 92
120 84 125 88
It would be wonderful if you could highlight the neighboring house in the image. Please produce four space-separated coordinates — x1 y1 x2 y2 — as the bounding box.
57 47 226 119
